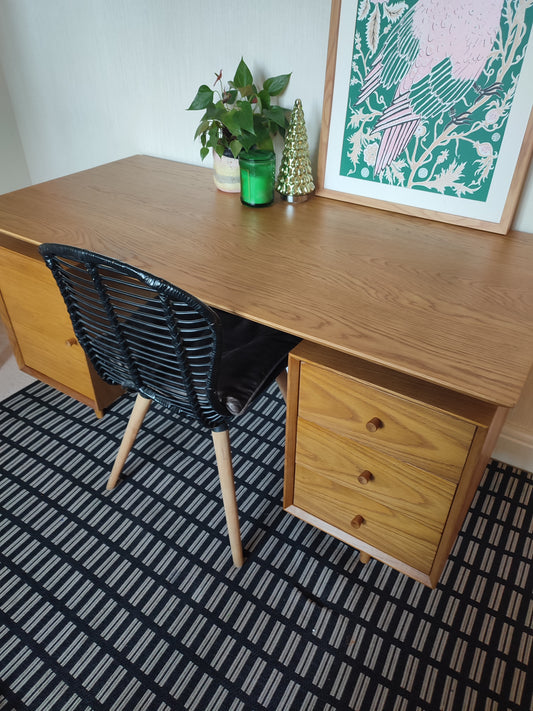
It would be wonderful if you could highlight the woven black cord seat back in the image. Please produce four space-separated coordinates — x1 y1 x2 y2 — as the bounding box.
39 244 232 429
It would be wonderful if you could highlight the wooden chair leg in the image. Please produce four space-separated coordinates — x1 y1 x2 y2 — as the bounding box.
106 393 152 490
275 369 288 403
359 551 371 564
211 429 244 567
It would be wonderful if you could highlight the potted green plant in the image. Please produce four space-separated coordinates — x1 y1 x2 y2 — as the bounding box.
188 58 291 192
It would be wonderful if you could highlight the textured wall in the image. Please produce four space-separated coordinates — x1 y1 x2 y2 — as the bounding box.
0 61 29 193
0 0 329 183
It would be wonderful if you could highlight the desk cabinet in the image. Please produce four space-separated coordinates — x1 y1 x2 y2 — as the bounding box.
284 341 505 587
0 240 121 417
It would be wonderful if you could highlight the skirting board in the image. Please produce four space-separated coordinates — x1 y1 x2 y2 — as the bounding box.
493 424 533 472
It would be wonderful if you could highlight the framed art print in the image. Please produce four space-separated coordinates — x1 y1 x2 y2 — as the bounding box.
317 0 533 233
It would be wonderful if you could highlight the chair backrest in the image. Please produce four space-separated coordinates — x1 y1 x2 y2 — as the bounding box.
39 243 232 429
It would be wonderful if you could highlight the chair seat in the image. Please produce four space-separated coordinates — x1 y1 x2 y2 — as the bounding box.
215 310 300 415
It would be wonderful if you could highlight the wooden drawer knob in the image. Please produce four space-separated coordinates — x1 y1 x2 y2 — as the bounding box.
351 514 364 529
357 469 372 485
65 337 78 347
366 417 383 433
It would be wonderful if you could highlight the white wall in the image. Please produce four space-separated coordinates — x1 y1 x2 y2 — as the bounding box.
514 161 533 233
0 0 532 468
0 60 30 193
1 0 532 233
0 0 329 184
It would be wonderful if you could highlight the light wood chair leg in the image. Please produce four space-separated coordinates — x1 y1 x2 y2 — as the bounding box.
106 394 152 490
275 369 288 403
211 429 244 567
359 551 371 564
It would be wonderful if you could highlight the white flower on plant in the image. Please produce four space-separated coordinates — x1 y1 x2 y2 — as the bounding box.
436 150 448 165
475 142 493 158
363 143 379 166
414 123 427 137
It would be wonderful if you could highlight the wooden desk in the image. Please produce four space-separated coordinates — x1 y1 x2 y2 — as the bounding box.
1 155 533 585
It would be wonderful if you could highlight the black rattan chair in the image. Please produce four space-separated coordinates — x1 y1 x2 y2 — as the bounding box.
39 244 300 566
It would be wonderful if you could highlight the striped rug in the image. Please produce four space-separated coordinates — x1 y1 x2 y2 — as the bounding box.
0 381 531 711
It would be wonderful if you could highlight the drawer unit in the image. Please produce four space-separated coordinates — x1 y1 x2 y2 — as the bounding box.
284 341 501 587
0 241 121 417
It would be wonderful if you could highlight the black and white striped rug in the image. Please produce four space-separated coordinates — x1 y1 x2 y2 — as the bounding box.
0 381 531 711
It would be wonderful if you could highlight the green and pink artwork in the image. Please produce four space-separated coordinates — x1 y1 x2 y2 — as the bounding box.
320 0 533 231
342 0 532 199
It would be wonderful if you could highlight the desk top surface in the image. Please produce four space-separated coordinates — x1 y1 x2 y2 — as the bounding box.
1 154 533 407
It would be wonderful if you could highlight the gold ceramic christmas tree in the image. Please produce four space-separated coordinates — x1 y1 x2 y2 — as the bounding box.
276 99 315 202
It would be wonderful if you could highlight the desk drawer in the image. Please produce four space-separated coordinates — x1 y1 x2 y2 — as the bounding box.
295 418 456 531
293 463 439 573
298 361 475 481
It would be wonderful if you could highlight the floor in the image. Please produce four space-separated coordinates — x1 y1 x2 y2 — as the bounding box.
0 319 36 401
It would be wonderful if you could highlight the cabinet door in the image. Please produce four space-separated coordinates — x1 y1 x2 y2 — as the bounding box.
0 246 103 401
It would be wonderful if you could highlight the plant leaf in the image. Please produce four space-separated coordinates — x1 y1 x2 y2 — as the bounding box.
233 58 253 90
207 125 221 147
255 134 274 151
220 109 242 137
194 120 210 140
188 85 214 110
263 105 287 129
240 133 258 152
229 140 243 158
263 73 291 96
258 89 271 110
236 100 255 133
224 89 238 105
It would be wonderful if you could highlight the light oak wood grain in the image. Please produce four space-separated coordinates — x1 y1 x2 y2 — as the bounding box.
0 156 532 406
428 405 508 584
0 246 88 386
293 463 440 573
0 156 521 584
284 342 502 587
0 244 121 415
294 417 457 529
297 360 475 481
283 504 435 585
